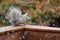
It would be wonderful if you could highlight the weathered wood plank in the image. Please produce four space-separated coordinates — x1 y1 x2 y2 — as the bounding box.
0 25 60 34
25 25 60 33
0 26 23 34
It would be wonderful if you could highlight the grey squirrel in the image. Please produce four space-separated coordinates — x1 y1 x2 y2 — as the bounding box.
6 6 30 26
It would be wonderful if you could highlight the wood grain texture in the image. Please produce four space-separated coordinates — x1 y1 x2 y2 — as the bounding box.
25 31 60 40
0 31 23 40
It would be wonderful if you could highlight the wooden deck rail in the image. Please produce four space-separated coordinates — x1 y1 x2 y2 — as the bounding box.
25 25 60 33
0 26 23 34
0 25 60 40
24 25 60 40
0 25 60 34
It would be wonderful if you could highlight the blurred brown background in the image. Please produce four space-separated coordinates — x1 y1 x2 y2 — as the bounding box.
0 0 60 27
